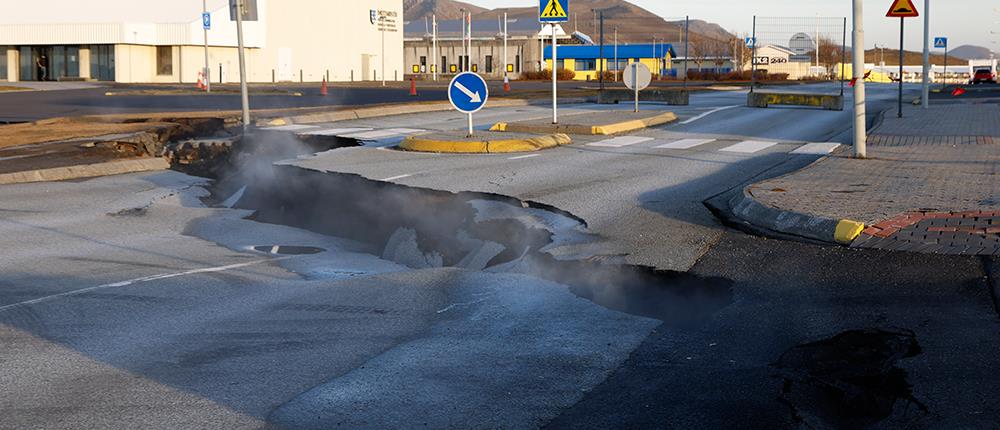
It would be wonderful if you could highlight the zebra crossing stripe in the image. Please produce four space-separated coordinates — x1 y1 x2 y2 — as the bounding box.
719 141 779 153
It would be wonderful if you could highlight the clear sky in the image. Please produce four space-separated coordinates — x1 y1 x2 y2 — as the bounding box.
466 0 998 51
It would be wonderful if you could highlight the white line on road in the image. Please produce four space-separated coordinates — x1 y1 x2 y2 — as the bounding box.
0 259 286 314
653 138 716 150
381 174 412 181
679 105 740 125
508 154 541 160
791 142 841 155
298 127 374 136
719 140 779 154
586 136 654 148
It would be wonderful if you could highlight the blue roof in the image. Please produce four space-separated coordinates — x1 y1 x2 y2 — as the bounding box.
544 44 676 60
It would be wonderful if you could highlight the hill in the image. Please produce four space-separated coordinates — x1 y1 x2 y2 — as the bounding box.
949 45 996 61
405 0 733 44
865 49 964 66
403 0 487 22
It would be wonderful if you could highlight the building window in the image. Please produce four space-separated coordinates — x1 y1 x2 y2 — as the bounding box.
575 59 596 71
0 49 6 80
515 55 521 73
554 59 565 70
156 46 173 76
485 55 493 73
419 56 426 73
90 45 115 81
441 56 447 73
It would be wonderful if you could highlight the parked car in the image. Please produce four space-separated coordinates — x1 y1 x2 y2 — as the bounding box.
970 69 996 84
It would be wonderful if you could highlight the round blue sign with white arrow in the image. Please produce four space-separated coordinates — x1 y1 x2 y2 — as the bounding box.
448 72 489 114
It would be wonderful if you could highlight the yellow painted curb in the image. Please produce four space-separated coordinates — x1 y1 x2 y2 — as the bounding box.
491 111 677 136
400 133 571 154
834 220 865 244
592 112 678 135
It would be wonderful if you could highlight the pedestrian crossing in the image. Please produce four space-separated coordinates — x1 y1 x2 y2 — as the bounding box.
585 135 841 155
262 124 427 143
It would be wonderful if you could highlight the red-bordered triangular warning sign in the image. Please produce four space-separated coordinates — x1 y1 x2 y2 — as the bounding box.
886 0 919 17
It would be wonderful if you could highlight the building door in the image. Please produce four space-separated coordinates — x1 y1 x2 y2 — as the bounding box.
361 54 371 81
277 48 293 82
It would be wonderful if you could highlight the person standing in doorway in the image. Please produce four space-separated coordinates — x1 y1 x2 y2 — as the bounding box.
36 55 48 81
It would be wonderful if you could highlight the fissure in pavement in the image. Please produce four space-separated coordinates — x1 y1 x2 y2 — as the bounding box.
194 132 734 322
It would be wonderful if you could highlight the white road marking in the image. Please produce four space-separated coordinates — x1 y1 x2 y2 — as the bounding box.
381 174 412 181
0 259 285 313
586 136 654 148
679 105 740 125
298 127 373 136
653 138 716 150
339 128 426 140
792 142 841 155
339 129 406 140
264 124 321 132
508 154 541 160
719 140 779 154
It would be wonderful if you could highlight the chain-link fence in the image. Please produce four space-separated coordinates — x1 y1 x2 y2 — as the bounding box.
750 16 847 93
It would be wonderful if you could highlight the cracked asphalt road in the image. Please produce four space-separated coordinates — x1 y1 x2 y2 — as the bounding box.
3 83 997 429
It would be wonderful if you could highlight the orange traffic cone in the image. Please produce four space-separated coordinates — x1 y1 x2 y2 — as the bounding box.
196 71 207 91
409 78 418 96
503 75 511 92
320 77 328 96
951 87 966 97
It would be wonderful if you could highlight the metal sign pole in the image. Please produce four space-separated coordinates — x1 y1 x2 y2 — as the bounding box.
633 65 639 113
235 0 250 131
751 16 757 93
432 15 438 81
898 17 904 118
468 113 473 137
684 16 689 89
203 0 211 92
943 44 948 89
921 0 930 109
552 24 558 124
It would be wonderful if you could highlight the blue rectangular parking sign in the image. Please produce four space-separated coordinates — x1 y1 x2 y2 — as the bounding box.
539 0 569 23
934 37 947 49
203 12 211 30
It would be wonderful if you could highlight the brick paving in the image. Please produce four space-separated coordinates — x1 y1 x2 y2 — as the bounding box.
748 103 1000 255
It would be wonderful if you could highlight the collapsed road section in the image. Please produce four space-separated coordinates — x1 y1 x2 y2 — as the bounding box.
226 163 733 324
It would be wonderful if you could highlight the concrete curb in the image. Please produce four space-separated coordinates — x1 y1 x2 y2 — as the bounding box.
263 97 590 127
491 111 677 136
399 133 572 154
0 158 170 185
728 184 865 245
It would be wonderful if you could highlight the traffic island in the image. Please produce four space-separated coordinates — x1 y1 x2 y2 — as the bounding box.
491 110 677 136
399 131 572 154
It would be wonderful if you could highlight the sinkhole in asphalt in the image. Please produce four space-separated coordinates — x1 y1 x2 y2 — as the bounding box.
207 151 734 323
773 328 927 428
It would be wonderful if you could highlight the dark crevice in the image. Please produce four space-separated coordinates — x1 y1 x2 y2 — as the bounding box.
981 256 1000 319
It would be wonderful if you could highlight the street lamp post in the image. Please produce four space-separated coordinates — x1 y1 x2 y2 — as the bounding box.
921 0 930 108
852 0 867 158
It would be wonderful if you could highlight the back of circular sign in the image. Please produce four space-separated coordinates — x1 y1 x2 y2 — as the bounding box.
623 62 652 91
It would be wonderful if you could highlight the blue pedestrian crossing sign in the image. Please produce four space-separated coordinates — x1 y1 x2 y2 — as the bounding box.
745 37 756 48
934 37 947 49
539 0 569 23
448 72 489 114
202 12 211 30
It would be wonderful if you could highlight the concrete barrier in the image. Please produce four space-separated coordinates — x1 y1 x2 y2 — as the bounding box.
747 92 844 111
595 89 689 106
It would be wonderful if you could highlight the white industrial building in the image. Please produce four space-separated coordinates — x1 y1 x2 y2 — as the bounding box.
0 0 403 83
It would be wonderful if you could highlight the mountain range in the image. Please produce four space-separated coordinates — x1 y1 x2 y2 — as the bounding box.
403 0 734 43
